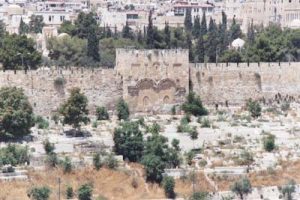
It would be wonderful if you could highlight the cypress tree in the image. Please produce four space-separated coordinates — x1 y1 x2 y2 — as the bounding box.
200 12 207 36
113 25 118 39
137 30 143 44
164 22 171 48
87 26 100 62
195 35 205 63
247 19 255 45
193 16 201 37
186 33 194 62
146 11 154 48
106 25 112 38
219 11 229 54
122 22 134 39
184 8 193 32
229 16 242 42
19 18 29 35
206 17 218 62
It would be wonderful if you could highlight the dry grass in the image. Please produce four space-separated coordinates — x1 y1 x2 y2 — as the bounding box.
0 165 213 200
212 160 300 191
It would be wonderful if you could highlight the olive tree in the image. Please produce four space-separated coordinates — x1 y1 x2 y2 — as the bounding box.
230 177 252 200
0 87 35 139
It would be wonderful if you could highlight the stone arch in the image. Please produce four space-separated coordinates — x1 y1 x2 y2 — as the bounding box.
157 78 176 90
143 96 150 109
163 95 170 104
136 78 155 90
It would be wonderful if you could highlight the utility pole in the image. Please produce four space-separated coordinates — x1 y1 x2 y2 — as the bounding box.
58 177 61 200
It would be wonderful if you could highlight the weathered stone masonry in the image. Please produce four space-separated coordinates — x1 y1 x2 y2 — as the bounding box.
1 49 300 115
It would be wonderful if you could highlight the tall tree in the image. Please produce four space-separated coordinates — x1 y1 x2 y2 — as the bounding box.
200 12 207 36
58 20 76 35
195 35 205 62
146 11 154 48
229 16 242 42
59 88 90 130
219 11 228 53
19 18 29 35
0 20 6 37
74 12 98 39
87 26 100 62
206 18 218 62
122 22 134 39
29 15 45 33
137 30 143 44
192 16 201 37
186 33 194 62
164 22 171 48
247 19 255 45
184 8 193 32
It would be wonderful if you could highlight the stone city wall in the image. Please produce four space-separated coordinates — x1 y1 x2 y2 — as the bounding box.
0 68 122 116
191 62 300 106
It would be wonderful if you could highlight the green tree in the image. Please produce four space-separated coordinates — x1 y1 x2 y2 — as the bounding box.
96 106 109 120
47 35 90 67
146 11 154 48
263 134 275 152
113 121 144 162
200 12 207 36
247 20 255 45
230 177 252 200
162 176 175 198
0 87 34 139
116 98 130 120
281 180 296 200
74 12 98 39
0 20 6 37
19 18 29 35
28 186 51 200
0 34 42 70
206 17 218 62
0 144 30 166
195 35 205 62
66 185 74 199
246 99 261 118
184 8 193 32
43 140 55 155
186 33 194 62
59 88 90 130
193 16 201 37
78 183 93 200
93 152 102 170
58 20 76 35
182 92 208 116
122 22 134 40
164 22 171 48
87 26 100 62
61 156 72 173
29 15 45 33
229 16 242 42
220 49 243 62
219 11 229 54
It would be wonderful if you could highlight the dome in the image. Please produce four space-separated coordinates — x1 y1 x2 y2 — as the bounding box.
7 4 23 15
290 19 300 29
57 33 70 39
232 38 245 49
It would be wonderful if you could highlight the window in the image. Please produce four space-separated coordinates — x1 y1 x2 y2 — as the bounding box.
60 16 65 22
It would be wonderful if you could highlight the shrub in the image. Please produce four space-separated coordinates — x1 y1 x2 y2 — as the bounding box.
28 186 51 200
281 179 296 200
43 140 55 155
200 117 210 128
171 105 176 115
182 92 208 116
96 106 109 120
104 154 118 169
45 153 59 168
162 176 175 198
61 156 72 173
281 102 290 112
66 185 74 199
146 122 161 134
189 192 208 200
92 120 98 128
35 115 49 129
78 183 93 200
186 150 195 165
263 134 275 152
0 144 30 167
230 177 252 200
246 99 261 118
116 98 129 120
51 113 59 124
54 77 66 87
93 153 102 170
177 115 193 133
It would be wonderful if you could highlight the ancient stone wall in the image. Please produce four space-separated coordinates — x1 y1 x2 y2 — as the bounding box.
115 49 189 112
191 62 300 106
0 68 122 116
